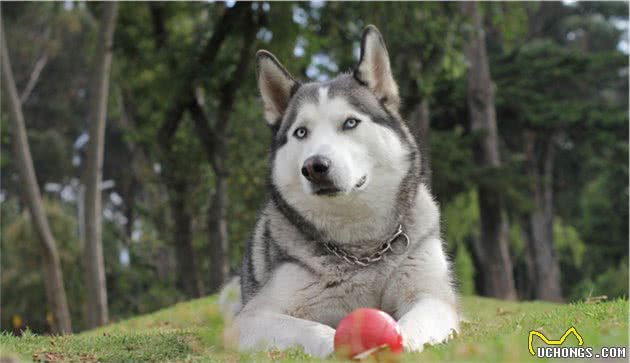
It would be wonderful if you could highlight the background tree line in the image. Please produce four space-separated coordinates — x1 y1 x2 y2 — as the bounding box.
1 1 627 334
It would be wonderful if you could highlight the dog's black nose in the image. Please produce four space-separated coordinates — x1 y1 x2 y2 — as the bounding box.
301 155 331 182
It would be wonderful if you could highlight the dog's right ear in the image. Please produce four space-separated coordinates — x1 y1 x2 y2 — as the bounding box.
354 25 400 112
256 50 300 127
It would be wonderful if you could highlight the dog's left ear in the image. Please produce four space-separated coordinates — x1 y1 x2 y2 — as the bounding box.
354 25 400 112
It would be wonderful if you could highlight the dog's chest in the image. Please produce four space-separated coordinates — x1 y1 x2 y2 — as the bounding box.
285 261 398 328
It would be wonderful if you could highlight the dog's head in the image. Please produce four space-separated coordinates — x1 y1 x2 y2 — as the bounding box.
257 25 418 224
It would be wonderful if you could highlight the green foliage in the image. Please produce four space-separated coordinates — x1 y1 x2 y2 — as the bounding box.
1 199 84 332
225 95 271 265
453 247 475 296
105 223 183 323
0 197 185 333
442 190 478 295
571 258 629 301
443 190 479 251
484 2 531 52
429 128 475 203
553 219 586 270
490 1 628 300
578 161 629 263
593 258 629 300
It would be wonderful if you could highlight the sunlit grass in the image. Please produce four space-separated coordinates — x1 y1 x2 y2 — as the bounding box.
1 296 627 362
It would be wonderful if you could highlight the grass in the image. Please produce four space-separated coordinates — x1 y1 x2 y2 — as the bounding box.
1 296 627 362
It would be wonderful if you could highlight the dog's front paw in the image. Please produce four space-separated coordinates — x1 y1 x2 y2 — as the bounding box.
399 324 426 353
301 325 335 358
399 319 456 353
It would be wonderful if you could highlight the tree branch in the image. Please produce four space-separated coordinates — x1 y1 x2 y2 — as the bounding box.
216 9 257 133
148 3 167 50
188 7 257 176
189 91 217 157
157 2 249 145
20 52 48 104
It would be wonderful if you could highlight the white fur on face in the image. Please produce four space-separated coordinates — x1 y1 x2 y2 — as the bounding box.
271 87 409 243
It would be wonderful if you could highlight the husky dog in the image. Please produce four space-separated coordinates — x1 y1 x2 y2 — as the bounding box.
224 25 458 358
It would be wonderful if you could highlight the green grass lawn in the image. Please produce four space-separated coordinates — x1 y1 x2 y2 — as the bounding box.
1 296 627 362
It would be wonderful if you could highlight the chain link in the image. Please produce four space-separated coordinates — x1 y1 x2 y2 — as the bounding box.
323 224 410 266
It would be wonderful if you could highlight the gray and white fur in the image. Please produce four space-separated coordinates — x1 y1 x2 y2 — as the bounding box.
223 25 459 358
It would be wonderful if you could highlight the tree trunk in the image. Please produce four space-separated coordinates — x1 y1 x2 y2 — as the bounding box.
83 2 118 328
189 9 257 292
519 217 537 299
1 21 72 334
119 92 140 240
169 178 203 298
523 132 563 302
207 156 230 292
460 2 517 300
121 177 136 239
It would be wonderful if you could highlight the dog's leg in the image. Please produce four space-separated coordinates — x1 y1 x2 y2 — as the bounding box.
225 263 335 358
227 310 335 358
382 236 459 352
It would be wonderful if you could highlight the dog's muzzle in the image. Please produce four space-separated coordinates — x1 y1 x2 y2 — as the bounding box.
301 155 341 195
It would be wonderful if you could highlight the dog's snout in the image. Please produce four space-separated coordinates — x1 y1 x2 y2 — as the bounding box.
301 156 331 182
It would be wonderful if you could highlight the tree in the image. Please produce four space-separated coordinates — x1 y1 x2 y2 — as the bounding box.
491 1 628 301
151 2 258 293
83 2 118 328
144 2 205 299
459 2 517 300
1 18 72 333
190 5 258 293
129 2 254 296
522 131 563 301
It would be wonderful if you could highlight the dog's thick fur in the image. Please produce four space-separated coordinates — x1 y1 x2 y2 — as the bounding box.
224 25 459 358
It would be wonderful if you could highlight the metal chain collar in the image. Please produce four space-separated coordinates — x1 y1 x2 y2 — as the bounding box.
323 224 410 266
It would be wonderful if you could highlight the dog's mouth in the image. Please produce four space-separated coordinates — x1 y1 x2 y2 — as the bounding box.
355 175 367 189
312 175 367 197
314 186 342 196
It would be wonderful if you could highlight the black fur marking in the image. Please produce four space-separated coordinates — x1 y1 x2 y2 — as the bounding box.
393 148 421 225
270 119 282 133
334 79 408 143
368 108 407 143
271 132 288 151
352 68 368 87
271 106 297 151
240 238 259 305
246 247 258 285
271 84 321 150
289 82 301 98
268 232 320 277
353 26 374 85
269 182 326 244
324 279 343 288
263 220 273 273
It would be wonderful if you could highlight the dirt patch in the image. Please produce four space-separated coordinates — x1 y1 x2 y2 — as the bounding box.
32 351 98 363
32 352 65 362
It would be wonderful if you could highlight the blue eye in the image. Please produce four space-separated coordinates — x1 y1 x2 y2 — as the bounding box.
294 127 308 139
343 118 361 130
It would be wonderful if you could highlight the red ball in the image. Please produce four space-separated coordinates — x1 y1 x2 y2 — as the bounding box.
334 308 403 359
